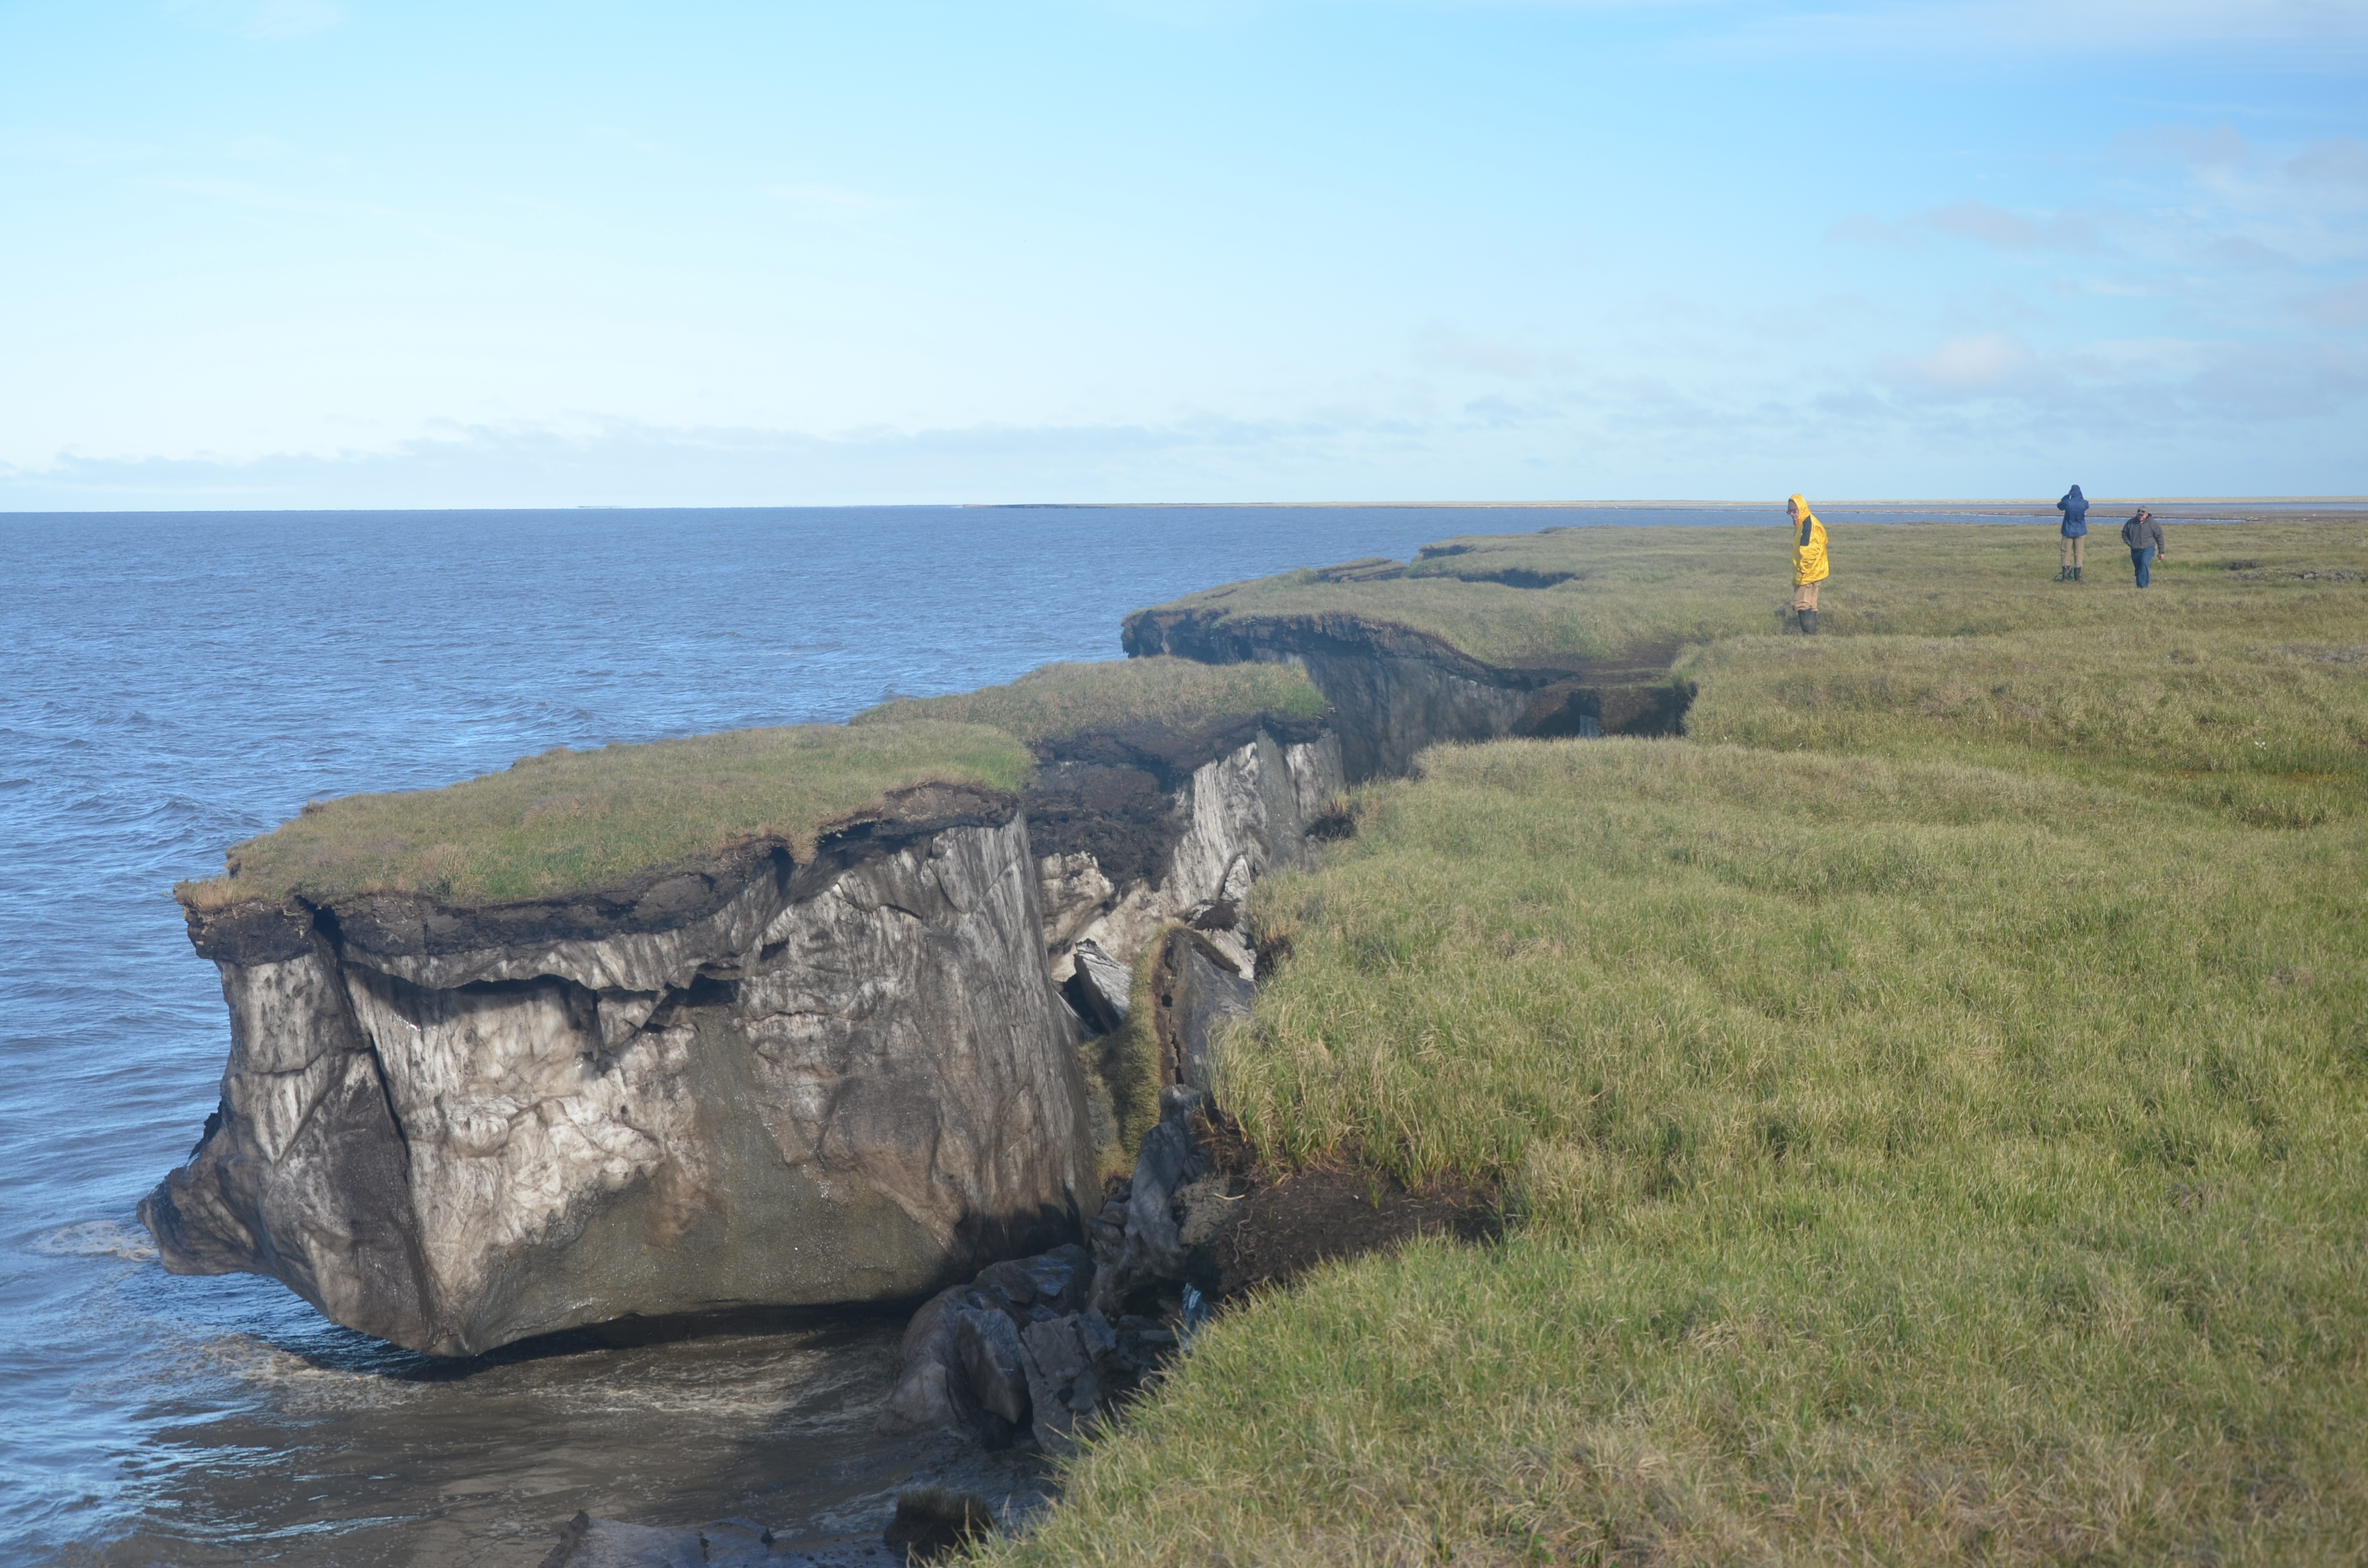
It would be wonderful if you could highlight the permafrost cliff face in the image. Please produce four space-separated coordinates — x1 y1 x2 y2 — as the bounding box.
143 789 1098 1357
1036 728 1343 981
142 722 1347 1357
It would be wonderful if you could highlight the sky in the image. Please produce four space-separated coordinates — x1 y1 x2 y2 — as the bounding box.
1 0 2363 508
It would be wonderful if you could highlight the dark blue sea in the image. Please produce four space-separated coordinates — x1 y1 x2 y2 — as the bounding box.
0 501 2230 1564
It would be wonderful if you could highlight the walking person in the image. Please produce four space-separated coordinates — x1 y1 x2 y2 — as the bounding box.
2056 484 2089 581
1786 493 1828 633
2121 507 2166 588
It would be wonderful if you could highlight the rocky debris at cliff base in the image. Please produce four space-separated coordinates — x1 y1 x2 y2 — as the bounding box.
537 1449 1052 1567
879 1087 1500 1468
882 1088 1209 1454
883 1488 998 1563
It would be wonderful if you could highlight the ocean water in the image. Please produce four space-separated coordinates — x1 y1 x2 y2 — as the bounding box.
0 500 2261 1564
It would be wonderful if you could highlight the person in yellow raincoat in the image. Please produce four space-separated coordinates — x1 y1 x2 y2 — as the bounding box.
1786 494 1828 635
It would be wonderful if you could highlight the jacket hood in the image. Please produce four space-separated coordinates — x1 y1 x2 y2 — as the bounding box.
2067 485 2085 502
1788 493 1814 518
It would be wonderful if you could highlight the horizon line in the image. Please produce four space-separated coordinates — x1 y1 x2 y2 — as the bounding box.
5 495 2365 518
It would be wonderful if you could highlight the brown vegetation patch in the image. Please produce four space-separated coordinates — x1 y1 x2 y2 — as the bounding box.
1182 1113 1499 1300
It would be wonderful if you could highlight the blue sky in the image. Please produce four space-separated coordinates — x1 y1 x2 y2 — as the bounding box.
2 0 2363 507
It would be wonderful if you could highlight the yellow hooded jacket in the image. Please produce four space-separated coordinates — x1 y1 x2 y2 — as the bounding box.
1789 494 1830 587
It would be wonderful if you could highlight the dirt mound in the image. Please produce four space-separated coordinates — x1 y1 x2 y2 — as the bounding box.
1182 1115 1498 1299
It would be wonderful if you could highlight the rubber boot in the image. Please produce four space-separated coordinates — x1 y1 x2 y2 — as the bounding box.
2073 566 2082 582
2056 567 2067 582
1800 610 1818 636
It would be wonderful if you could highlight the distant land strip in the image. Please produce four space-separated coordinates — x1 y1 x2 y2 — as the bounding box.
971 497 2368 510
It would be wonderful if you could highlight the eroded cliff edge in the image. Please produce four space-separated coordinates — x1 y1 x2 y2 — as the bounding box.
1029 714 1342 982
143 785 1097 1358
1121 603 1688 781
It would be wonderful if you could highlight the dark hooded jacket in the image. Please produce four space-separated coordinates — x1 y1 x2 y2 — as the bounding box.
2057 486 2089 537
2121 511 2165 553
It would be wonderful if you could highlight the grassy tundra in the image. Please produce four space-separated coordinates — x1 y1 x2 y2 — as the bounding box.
984 518 2368 1566
181 722 1032 909
854 654 1324 744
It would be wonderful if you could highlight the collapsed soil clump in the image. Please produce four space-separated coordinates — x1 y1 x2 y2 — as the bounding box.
1179 1112 1501 1300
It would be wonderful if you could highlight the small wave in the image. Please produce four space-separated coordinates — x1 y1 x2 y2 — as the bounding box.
33 1220 159 1262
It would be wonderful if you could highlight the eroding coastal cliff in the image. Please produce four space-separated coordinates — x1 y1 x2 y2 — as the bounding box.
144 786 1096 1357
141 605 1676 1369
142 670 1357 1360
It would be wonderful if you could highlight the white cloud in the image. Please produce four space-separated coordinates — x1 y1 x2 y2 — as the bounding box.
1828 203 2096 251
1880 331 2041 393
2298 276 2368 328
1416 321 1574 380
2291 137 2368 189
1920 203 2094 251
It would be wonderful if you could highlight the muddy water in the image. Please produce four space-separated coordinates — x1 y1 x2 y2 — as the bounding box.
74 1288 946 1567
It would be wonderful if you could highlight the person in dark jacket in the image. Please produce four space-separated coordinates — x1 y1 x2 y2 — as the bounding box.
2121 508 2166 588
2056 485 2090 581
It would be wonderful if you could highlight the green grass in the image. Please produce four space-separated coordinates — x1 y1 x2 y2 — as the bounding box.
852 656 1325 745
1683 625 2368 830
182 721 1031 908
979 520 2368 1566
1134 518 2368 671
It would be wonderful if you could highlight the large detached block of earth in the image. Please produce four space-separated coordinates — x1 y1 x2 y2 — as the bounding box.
140 723 1097 1357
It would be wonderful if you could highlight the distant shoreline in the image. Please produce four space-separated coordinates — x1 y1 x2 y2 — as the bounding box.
974 497 2368 510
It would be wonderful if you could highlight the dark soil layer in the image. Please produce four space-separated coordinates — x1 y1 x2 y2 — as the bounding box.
1020 712 1329 877
1033 712 1330 787
1182 1115 1499 1300
1021 764 1177 888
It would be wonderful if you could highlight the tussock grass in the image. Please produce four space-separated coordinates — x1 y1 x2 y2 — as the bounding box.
181 721 1030 908
852 657 1324 744
1687 628 2368 777
1142 519 2368 669
1685 626 2368 828
985 739 2368 1563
